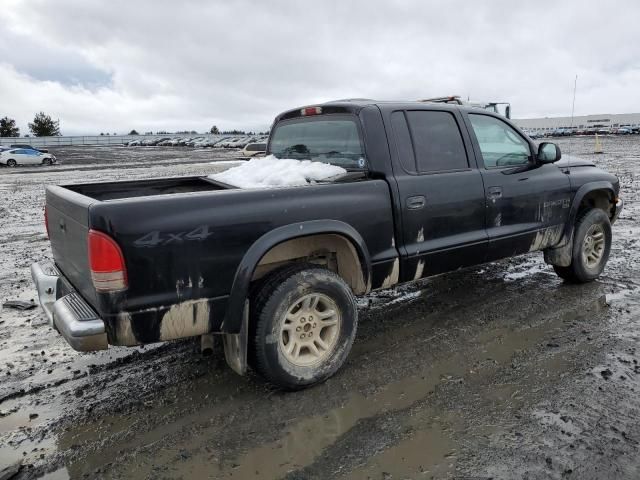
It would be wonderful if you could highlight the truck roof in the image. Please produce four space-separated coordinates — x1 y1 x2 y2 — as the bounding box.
275 99 480 123
323 98 473 109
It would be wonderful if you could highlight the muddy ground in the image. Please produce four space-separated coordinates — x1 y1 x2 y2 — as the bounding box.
0 137 638 479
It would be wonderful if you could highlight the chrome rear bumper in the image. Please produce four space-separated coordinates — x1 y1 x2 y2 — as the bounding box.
31 261 108 351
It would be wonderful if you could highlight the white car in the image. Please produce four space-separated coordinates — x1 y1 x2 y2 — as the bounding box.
234 137 257 149
217 137 238 148
212 137 232 147
241 142 267 157
0 148 57 167
227 137 251 148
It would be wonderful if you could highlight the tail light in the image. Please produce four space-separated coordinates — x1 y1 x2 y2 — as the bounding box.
88 229 128 292
44 206 50 238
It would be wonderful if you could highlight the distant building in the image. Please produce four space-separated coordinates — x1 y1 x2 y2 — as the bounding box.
513 113 640 132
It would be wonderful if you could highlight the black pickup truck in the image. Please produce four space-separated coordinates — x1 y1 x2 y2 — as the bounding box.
32 100 623 389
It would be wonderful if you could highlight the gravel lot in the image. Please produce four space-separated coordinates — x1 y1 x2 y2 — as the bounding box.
0 137 639 479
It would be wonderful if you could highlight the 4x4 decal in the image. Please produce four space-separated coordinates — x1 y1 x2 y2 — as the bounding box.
133 225 213 247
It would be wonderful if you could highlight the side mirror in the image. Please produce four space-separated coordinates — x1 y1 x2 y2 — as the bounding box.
505 105 511 119
537 142 561 163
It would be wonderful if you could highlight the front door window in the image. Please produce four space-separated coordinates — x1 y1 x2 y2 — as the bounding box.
469 114 530 168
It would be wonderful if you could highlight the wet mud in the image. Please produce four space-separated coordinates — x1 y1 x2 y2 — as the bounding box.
1 137 639 479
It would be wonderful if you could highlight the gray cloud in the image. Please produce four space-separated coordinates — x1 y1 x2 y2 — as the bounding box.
0 29 112 87
1 0 639 135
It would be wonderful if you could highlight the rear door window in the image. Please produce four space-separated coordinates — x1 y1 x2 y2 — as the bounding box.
390 111 417 173
406 111 469 173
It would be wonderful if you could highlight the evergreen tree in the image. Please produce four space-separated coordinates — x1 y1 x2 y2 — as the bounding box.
28 112 60 136
0 116 20 137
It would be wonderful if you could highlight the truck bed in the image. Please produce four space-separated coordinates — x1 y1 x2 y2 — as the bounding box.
64 176 232 201
44 174 397 333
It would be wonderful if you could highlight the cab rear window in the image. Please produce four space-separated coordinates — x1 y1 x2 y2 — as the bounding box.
269 117 365 169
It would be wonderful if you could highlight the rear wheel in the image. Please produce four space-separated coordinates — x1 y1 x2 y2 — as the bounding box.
251 264 357 390
6 159 17 167
553 208 611 283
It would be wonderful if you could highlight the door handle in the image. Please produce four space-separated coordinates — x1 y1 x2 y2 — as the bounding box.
487 186 502 199
406 195 426 210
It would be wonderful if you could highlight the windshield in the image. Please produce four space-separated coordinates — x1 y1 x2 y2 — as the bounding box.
269 117 366 169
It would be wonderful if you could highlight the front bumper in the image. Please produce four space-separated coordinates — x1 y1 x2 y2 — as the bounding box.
612 198 624 224
31 261 108 351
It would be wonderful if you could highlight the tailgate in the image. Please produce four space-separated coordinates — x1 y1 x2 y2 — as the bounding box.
46 185 98 308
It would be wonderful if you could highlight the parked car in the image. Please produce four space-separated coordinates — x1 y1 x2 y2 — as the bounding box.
212 137 231 147
221 137 241 147
10 144 48 153
32 100 622 389
614 128 631 135
228 138 245 148
202 138 222 148
231 137 254 148
241 142 267 157
1 148 57 166
524 130 543 139
551 129 572 137
216 137 240 148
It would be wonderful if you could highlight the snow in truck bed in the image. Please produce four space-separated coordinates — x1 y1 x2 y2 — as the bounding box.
209 155 347 188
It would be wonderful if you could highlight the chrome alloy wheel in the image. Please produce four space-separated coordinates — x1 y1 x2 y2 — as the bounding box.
582 223 606 269
280 293 341 366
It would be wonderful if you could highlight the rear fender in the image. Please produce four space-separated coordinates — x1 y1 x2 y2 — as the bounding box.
222 220 371 333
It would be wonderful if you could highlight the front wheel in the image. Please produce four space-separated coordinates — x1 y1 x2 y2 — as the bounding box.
42 158 52 166
251 265 357 390
553 208 612 283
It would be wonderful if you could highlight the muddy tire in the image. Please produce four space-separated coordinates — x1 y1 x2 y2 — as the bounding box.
553 208 612 283
251 264 357 390
42 158 52 165
6 159 17 167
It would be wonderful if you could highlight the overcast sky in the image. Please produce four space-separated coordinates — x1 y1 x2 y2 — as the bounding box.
1 0 639 135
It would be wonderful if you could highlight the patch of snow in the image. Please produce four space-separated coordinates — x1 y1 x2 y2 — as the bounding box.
358 285 423 309
502 255 551 282
384 290 422 306
208 160 246 166
208 155 346 188
503 264 550 281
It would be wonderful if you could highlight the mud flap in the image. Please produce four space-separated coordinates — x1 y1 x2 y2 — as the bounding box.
223 300 248 375
544 233 574 267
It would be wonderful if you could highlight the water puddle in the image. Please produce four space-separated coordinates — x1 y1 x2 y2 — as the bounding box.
158 295 608 479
